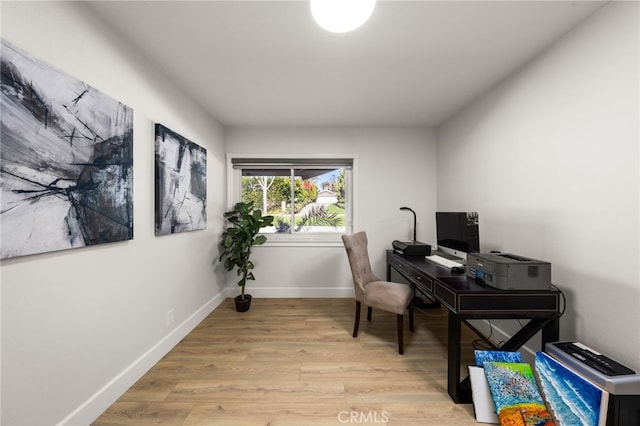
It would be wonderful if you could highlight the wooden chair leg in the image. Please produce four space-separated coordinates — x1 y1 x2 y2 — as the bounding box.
353 301 361 338
367 306 373 321
397 314 404 355
409 304 415 332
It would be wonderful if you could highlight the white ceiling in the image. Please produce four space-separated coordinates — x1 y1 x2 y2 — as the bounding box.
86 1 607 128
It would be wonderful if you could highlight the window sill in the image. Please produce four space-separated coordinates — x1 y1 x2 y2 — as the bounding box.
259 234 344 248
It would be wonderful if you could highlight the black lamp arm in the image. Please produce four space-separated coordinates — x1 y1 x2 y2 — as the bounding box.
399 206 417 241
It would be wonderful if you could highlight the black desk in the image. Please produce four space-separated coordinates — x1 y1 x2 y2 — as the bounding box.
386 250 561 404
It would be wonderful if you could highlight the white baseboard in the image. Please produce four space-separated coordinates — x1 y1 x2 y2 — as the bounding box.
58 291 227 426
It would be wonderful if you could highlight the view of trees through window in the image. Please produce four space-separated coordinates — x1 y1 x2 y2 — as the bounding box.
241 167 346 234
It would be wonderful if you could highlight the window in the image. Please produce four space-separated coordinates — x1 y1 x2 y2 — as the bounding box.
227 154 356 245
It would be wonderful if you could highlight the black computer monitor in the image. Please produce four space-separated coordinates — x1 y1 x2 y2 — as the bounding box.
435 212 480 258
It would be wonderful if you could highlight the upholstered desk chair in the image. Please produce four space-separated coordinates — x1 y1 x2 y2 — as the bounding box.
341 231 414 354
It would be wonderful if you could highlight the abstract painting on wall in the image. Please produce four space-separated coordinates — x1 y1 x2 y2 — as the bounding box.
1 39 134 259
154 124 206 235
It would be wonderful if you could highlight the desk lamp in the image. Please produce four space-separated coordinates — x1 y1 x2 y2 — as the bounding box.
393 207 431 257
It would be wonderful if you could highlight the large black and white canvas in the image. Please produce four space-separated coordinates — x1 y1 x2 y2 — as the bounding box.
154 124 206 235
0 39 134 259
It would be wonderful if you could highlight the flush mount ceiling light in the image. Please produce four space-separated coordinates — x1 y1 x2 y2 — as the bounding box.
311 0 376 33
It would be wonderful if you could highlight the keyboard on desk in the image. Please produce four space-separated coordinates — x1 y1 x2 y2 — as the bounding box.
426 254 463 269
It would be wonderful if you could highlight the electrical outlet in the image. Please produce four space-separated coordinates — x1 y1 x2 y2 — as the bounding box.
166 308 175 325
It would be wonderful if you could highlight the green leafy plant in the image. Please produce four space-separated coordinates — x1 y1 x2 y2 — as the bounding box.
219 201 274 300
294 204 342 231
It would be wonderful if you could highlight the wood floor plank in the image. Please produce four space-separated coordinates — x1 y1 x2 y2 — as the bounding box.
114 378 180 402
92 402 195 426
166 379 346 404
381 402 478 425
94 298 482 425
144 360 302 382
182 402 385 426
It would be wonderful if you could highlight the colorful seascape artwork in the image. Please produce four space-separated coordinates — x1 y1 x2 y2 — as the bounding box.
1 39 134 259
471 351 526 424
476 350 523 367
484 361 554 426
535 352 608 426
154 124 206 235
473 350 609 426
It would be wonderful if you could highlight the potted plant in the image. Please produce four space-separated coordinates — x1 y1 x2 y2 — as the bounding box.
219 201 274 312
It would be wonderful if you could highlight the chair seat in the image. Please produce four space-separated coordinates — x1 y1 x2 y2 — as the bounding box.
364 281 413 315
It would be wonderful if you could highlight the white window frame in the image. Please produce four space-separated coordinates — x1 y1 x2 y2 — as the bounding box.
226 153 358 247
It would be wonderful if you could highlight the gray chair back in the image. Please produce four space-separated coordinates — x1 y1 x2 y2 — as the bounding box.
341 231 380 303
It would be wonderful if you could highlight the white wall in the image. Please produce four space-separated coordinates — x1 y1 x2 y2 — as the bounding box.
1 2 227 425
437 2 639 369
225 128 437 297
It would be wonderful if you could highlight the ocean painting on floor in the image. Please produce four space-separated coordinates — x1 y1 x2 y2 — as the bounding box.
154 124 207 235
1 39 134 259
484 361 554 426
535 352 608 426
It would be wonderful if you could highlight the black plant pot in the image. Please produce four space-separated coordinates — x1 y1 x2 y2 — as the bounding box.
234 294 252 312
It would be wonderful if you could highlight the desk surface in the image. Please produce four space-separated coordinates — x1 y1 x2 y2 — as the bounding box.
387 251 560 317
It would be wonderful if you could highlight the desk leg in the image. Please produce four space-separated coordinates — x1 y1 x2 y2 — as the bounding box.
447 310 471 403
541 316 560 349
447 310 461 402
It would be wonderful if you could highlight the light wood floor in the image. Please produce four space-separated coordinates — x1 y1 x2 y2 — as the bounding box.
93 298 482 425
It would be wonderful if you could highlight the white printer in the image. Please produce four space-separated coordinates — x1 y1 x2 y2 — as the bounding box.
466 252 551 290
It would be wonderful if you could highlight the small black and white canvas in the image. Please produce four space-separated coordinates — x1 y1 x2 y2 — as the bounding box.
154 124 207 236
0 39 134 259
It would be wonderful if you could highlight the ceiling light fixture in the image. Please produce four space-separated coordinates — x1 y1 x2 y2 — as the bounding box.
310 0 376 33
